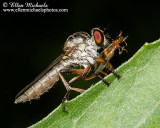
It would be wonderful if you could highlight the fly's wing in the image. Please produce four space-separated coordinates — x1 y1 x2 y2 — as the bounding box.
15 54 64 99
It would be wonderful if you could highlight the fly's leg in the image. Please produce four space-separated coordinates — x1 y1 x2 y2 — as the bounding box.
60 65 106 110
95 58 121 79
60 65 92 93
60 69 83 74
61 64 92 82
81 65 92 80
98 71 110 85
85 74 110 86
68 75 81 85
59 72 71 110
59 67 89 110
80 65 109 85
97 75 110 86
108 62 121 79
93 58 110 85
99 70 108 76
84 75 97 80
70 86 85 93
84 70 110 86
59 72 84 110
68 75 85 93
95 58 106 63
60 68 85 95
62 91 70 111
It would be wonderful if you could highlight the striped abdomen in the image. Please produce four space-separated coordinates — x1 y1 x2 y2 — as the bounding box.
15 73 59 104
15 57 69 104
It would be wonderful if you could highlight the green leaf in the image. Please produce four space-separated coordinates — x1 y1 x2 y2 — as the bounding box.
30 39 160 128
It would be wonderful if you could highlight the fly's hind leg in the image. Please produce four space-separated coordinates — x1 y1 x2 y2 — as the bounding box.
59 65 93 110
69 75 85 94
59 68 86 110
59 72 71 110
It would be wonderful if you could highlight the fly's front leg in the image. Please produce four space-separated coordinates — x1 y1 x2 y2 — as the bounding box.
68 75 85 93
94 58 110 85
80 64 110 85
84 74 110 86
82 66 110 86
99 70 110 85
95 58 106 63
95 58 120 79
108 62 121 79
97 75 110 86
81 64 110 85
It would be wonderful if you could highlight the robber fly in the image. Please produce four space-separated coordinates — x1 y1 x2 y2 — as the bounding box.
15 28 127 110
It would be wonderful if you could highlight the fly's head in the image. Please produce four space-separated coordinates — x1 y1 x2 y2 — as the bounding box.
91 28 109 54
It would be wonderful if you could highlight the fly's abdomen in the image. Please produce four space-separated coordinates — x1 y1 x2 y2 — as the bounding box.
15 73 59 104
15 60 68 104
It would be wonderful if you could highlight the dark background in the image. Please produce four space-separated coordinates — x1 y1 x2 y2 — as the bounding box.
1 0 160 127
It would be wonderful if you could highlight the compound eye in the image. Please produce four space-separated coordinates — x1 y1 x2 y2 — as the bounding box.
93 29 104 46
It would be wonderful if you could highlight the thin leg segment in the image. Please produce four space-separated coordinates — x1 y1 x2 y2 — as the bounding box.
70 87 84 93
81 65 110 85
59 72 71 110
59 70 85 110
84 75 97 81
59 64 110 110
97 75 110 86
84 73 110 86
81 65 92 80
99 70 108 76
60 69 83 74
108 62 121 79
68 75 82 85
95 58 105 63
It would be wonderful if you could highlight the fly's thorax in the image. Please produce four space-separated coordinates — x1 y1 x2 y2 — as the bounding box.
64 32 90 51
66 43 99 67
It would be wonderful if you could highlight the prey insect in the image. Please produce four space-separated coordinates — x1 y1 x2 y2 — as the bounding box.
15 28 127 110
